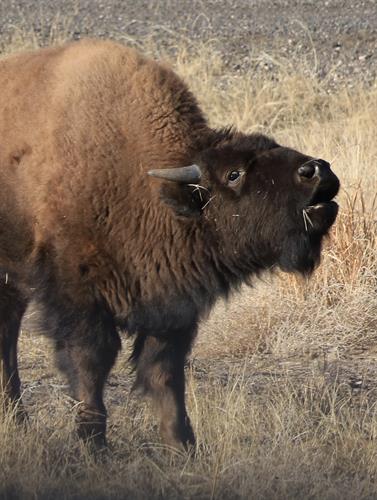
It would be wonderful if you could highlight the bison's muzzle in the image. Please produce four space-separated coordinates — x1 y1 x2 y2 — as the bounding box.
299 158 340 235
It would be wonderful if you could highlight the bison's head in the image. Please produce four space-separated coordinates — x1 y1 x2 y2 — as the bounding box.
149 132 339 276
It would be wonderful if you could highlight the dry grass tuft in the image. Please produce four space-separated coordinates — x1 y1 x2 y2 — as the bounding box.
1 28 377 499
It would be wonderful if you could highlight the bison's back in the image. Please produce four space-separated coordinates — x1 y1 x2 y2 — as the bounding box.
0 38 206 197
0 40 150 173
0 40 208 276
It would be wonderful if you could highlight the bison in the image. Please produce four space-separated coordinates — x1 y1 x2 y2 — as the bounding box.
0 39 339 449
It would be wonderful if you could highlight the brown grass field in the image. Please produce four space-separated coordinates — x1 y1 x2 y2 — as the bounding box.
1 26 377 499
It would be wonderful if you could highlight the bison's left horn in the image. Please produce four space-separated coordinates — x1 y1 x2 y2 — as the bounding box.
148 164 202 184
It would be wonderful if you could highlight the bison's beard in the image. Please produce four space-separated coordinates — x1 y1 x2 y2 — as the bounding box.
278 231 323 274
278 201 338 274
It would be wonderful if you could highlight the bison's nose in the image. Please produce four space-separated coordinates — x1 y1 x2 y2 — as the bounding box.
298 162 317 179
300 158 340 201
298 159 331 181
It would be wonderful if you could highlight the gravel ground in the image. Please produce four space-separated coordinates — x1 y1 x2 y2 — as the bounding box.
0 0 376 86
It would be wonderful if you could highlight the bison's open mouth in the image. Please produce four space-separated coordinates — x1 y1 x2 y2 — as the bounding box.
302 174 339 234
303 201 338 233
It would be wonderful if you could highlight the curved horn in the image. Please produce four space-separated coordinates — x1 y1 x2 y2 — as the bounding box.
148 164 202 184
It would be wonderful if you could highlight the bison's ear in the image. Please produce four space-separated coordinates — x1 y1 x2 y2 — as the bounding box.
148 164 207 217
159 183 209 218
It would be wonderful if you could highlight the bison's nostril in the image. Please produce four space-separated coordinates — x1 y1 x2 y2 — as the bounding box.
298 163 316 179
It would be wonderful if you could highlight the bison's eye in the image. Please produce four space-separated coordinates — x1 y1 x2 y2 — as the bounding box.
227 170 244 186
228 171 240 182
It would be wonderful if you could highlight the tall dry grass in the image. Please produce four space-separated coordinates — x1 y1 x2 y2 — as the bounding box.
1 27 377 499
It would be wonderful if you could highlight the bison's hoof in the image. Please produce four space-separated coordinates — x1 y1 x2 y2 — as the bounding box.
76 404 107 451
160 419 196 452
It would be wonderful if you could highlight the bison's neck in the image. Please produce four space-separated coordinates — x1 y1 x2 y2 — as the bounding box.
99 200 257 322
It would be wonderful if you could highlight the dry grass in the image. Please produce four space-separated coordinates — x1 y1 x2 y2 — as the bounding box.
2 25 377 499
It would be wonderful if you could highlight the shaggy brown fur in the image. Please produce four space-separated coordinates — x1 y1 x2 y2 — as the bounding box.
0 39 339 449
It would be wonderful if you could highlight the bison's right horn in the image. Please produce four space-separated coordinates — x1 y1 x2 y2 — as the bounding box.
148 164 202 184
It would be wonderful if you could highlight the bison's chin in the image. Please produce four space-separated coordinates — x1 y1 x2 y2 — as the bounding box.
278 201 338 275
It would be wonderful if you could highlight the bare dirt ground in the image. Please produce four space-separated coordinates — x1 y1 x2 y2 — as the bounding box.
0 0 376 86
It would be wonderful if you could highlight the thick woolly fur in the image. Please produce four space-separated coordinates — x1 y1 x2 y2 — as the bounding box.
0 39 339 448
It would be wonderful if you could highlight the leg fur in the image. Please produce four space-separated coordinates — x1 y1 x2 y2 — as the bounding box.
53 307 121 447
132 331 196 449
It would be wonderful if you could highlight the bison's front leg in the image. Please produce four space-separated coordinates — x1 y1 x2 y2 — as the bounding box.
132 332 195 450
53 308 121 448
